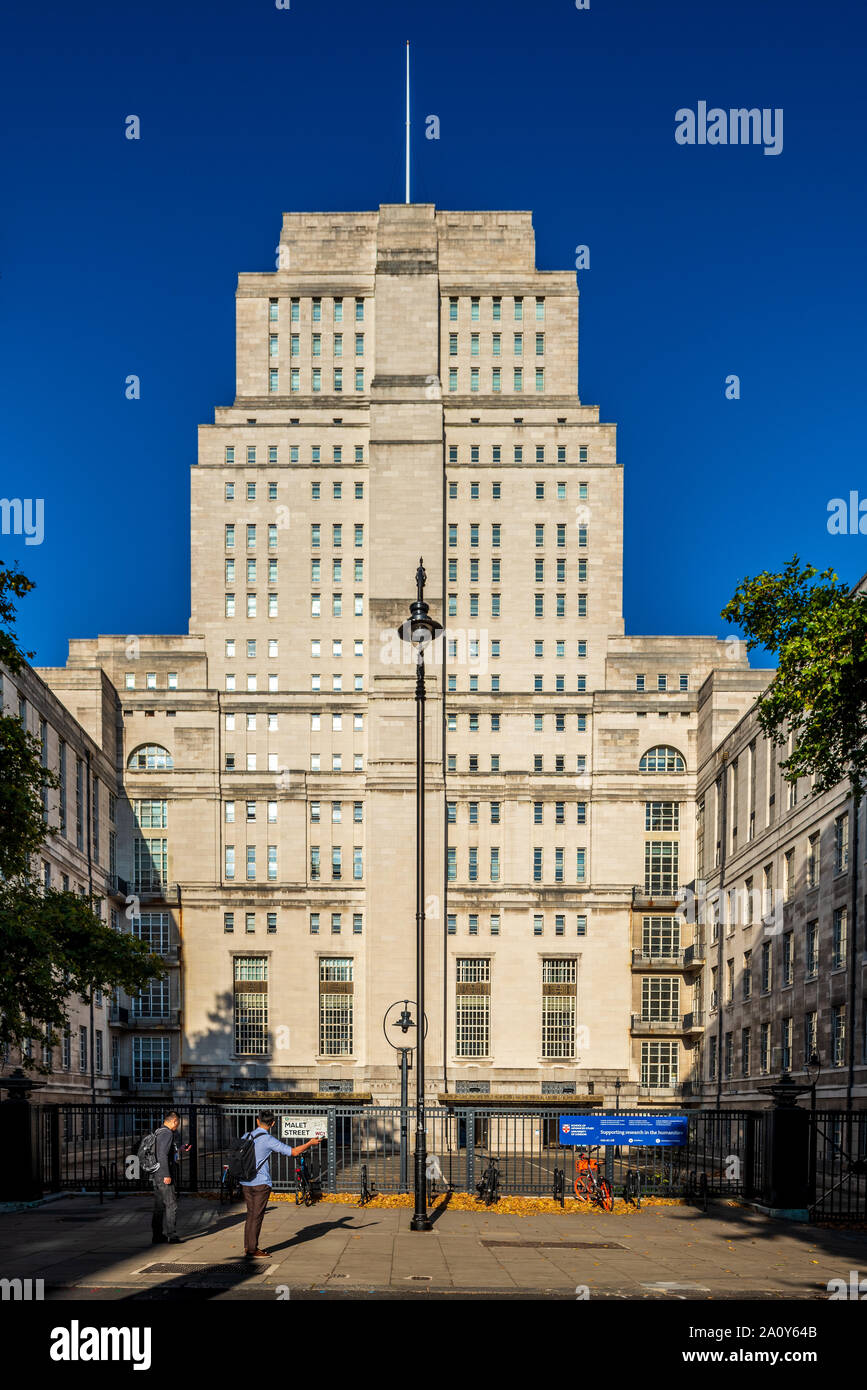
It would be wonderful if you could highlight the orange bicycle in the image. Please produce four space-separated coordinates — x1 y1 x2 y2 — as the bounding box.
573 1150 614 1211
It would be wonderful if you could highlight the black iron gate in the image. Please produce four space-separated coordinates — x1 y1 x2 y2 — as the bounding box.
32 1102 767 1202
609 1110 764 1200
809 1109 867 1222
38 1103 226 1196
19 1100 867 1219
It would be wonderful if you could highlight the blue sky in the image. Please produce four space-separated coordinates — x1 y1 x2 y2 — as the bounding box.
1 0 865 665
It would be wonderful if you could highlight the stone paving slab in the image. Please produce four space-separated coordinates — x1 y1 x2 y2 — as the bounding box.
2 1192 866 1298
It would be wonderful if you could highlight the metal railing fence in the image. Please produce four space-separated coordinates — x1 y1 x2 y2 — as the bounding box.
34 1103 772 1202
809 1109 867 1222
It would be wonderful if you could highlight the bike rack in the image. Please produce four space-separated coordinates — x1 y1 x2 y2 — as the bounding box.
294 1152 324 1207
552 1167 565 1208
623 1170 642 1209
687 1169 709 1212
359 1163 377 1206
475 1157 501 1206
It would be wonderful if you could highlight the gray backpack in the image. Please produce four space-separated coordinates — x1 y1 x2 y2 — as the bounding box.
136 1129 162 1175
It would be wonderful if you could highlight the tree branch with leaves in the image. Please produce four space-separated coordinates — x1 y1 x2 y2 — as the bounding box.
0 560 163 1065
721 556 867 798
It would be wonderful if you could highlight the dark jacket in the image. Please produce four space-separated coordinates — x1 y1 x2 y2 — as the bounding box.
152 1125 179 1182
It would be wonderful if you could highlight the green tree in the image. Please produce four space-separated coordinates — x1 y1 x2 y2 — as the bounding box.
721 556 867 797
0 562 52 881
0 561 35 673
0 561 162 1065
0 881 160 1062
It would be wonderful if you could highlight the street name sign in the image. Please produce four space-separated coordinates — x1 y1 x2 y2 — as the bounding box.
280 1115 327 1141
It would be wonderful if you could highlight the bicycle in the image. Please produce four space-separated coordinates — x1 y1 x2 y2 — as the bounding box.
573 1151 614 1212
294 1151 323 1207
697 1170 708 1212
219 1164 240 1205
687 1168 709 1212
552 1166 566 1208
475 1156 501 1207
359 1163 377 1206
623 1169 642 1210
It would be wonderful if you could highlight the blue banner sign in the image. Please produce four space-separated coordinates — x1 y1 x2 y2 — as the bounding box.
559 1114 689 1147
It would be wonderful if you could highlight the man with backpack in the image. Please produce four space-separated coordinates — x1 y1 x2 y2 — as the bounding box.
137 1111 190 1245
230 1110 323 1257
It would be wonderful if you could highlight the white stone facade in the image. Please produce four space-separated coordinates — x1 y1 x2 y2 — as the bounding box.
26 202 862 1112
0 663 118 1102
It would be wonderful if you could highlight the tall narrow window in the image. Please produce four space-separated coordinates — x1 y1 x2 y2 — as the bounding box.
319 958 354 1055
541 959 577 1059
455 958 490 1057
233 956 269 1055
835 813 849 871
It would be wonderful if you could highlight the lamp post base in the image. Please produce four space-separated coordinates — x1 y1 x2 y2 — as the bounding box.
411 1141 432 1231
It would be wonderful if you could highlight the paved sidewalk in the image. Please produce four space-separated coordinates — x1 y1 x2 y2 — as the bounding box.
2 1193 865 1298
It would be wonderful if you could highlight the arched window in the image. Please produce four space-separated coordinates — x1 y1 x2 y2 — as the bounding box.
639 745 685 774
127 744 173 771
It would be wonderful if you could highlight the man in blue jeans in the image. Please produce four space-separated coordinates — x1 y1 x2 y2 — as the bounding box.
240 1110 323 1257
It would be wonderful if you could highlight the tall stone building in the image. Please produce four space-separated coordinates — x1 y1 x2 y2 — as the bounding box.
690 665 867 1108
0 661 118 1102
31 202 859 1111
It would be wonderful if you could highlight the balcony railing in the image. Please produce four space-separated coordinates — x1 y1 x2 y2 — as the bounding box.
631 949 685 968
682 1011 705 1033
683 939 706 968
111 1008 180 1029
631 885 681 909
129 882 180 905
630 1013 683 1034
638 1078 699 1098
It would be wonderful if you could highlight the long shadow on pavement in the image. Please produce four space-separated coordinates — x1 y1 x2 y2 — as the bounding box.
120 1213 368 1300
267 1213 371 1254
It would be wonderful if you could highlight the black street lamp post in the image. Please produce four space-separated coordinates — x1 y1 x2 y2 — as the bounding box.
397 560 442 1232
383 1000 423 1193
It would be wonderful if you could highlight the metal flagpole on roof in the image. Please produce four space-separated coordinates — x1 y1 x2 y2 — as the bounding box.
405 41 410 204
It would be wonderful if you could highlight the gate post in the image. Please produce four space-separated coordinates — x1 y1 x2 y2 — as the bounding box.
808 1109 818 1206
466 1110 476 1193
327 1107 337 1193
187 1104 199 1192
742 1112 756 1198
48 1105 61 1193
0 1069 45 1202
761 1074 811 1218
604 1144 615 1186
